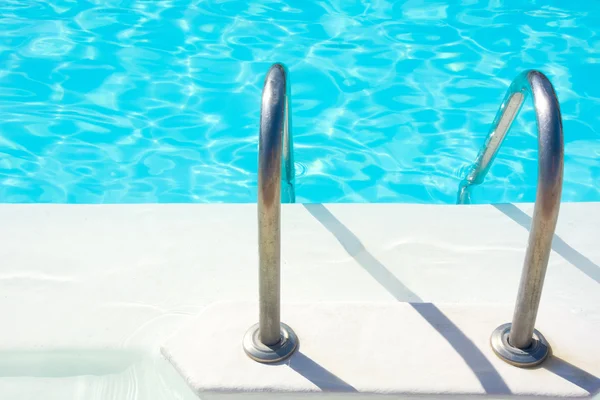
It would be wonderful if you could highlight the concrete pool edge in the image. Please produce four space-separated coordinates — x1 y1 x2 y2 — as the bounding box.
1 202 599 398
161 301 599 398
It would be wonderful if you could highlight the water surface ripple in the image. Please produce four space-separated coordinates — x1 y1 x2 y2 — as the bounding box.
0 0 599 203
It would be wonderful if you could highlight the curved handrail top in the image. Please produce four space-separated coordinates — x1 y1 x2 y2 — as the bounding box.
458 70 563 208
259 63 295 204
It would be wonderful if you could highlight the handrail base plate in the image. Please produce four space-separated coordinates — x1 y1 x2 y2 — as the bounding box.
491 323 550 367
243 322 298 364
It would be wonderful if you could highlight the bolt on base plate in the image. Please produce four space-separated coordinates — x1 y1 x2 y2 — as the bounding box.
490 323 550 367
243 322 298 364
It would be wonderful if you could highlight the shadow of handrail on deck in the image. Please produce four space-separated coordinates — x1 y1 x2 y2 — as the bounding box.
287 352 358 392
303 203 420 302
543 355 600 395
493 203 600 284
303 203 512 395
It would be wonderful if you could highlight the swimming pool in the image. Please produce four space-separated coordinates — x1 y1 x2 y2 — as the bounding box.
0 0 599 204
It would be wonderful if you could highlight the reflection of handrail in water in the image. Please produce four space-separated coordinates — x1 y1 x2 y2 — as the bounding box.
458 70 564 367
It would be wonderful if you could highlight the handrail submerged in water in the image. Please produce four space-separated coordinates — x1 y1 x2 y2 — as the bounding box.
459 70 564 367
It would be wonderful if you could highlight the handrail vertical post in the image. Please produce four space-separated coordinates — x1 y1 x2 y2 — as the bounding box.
458 70 563 367
243 63 298 364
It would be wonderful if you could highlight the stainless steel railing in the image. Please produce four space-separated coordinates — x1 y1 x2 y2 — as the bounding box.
243 63 298 363
458 70 564 367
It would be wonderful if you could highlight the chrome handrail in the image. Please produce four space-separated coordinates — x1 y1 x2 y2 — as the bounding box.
458 70 564 367
243 63 298 363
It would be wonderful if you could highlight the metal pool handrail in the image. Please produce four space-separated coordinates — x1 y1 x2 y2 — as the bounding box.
243 63 298 363
458 70 564 367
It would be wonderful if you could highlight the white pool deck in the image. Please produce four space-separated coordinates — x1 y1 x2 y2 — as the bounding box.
1 203 599 399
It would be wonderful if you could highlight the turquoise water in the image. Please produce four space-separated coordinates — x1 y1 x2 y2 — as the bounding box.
0 0 599 204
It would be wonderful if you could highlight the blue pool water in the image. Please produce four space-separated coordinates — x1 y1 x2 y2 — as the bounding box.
1 0 599 204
